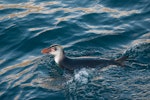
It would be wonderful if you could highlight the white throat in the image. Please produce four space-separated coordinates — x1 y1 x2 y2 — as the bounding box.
54 51 64 64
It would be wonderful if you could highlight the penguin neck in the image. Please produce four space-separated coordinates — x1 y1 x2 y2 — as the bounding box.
54 50 65 64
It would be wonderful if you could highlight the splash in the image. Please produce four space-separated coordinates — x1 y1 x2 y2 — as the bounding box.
74 68 90 84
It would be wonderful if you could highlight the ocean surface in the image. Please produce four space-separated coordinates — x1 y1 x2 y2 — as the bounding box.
0 0 150 100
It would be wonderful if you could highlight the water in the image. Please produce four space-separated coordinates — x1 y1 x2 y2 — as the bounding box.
0 0 150 100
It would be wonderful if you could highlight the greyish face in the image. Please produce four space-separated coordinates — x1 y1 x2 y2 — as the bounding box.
41 44 63 56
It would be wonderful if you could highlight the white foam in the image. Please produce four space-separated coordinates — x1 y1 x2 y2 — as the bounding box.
74 68 91 84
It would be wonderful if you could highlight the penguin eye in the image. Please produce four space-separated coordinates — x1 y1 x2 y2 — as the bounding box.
52 47 57 51
54 47 57 51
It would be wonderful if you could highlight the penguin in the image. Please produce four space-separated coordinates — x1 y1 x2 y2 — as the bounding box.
41 44 128 71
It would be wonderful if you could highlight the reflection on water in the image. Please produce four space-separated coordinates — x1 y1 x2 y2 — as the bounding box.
0 1 140 21
0 60 32 75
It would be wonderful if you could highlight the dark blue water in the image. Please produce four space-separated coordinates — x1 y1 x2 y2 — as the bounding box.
0 0 150 100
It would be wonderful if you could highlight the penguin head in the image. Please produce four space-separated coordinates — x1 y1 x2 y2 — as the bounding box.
41 44 64 56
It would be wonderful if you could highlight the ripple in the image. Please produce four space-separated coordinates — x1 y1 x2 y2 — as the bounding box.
0 59 33 75
28 27 48 32
31 26 61 38
0 1 60 20
0 59 6 64
144 18 150 21
0 1 140 21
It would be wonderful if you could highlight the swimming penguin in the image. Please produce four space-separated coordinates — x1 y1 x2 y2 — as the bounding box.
41 44 128 71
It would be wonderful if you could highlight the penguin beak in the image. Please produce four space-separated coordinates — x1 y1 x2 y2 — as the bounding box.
41 47 55 54
41 47 50 54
